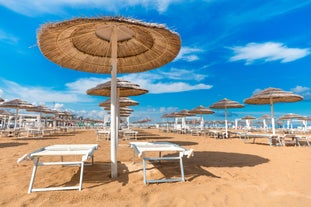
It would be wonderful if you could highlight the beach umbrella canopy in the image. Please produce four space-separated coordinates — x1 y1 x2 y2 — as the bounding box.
210 98 244 137
278 113 304 129
241 115 256 120
26 105 56 128
278 113 304 120
0 99 34 129
0 109 12 116
189 105 214 129
37 16 181 178
99 97 138 107
241 115 256 128
104 106 134 112
244 87 303 134
87 79 148 97
175 110 196 129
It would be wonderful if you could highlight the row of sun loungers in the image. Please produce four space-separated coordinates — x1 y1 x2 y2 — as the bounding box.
0 127 76 138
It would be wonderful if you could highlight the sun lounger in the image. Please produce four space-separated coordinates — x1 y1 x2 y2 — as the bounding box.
17 144 98 193
295 135 311 146
129 142 194 184
239 132 282 146
96 129 110 140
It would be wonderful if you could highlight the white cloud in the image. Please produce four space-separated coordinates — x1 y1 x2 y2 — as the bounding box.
158 68 207 81
0 0 181 16
0 79 93 103
229 42 310 65
65 77 109 94
0 29 18 44
291 85 311 100
122 69 212 94
175 46 204 62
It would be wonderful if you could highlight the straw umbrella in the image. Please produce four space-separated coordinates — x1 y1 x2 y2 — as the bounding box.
278 113 304 130
0 109 12 129
26 105 55 128
297 116 311 132
241 115 256 129
209 98 244 138
87 79 148 97
0 99 34 129
99 97 138 107
175 110 196 130
88 79 146 143
244 87 303 135
189 105 214 130
37 17 181 178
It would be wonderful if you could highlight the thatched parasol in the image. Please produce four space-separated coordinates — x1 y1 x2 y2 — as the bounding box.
210 98 244 137
37 16 181 178
278 113 304 130
244 87 303 134
87 79 148 97
26 105 56 128
189 105 214 129
175 110 196 129
99 97 138 107
241 115 256 129
0 99 34 129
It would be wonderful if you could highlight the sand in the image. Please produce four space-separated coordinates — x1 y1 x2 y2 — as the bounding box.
0 128 310 207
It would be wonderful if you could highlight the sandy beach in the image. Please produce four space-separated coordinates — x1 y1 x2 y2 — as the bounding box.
0 128 310 207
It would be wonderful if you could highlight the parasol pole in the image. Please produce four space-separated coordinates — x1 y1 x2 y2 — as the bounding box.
110 27 118 178
14 108 19 129
224 107 228 138
270 98 275 135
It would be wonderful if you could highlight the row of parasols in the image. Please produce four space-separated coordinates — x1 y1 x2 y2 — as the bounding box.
162 87 305 138
0 98 73 129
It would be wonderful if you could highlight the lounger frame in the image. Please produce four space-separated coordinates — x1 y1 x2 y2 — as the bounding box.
18 144 98 193
129 142 193 184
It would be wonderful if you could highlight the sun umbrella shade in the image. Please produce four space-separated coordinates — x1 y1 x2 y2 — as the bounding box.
210 98 244 109
37 17 181 74
244 87 303 135
0 109 12 116
0 99 34 129
244 88 303 104
104 106 134 112
37 16 181 179
189 105 215 114
241 115 256 120
99 97 139 107
87 79 148 97
278 113 304 120
210 98 244 138
0 99 33 109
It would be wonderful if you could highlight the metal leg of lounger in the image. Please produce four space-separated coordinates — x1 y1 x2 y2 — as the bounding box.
78 161 84 191
143 158 147 184
28 158 39 194
179 155 185 182
306 137 310 147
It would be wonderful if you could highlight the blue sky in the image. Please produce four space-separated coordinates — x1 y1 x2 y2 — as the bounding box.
0 0 311 123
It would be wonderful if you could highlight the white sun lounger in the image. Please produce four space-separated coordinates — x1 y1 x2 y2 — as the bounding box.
17 144 98 193
129 142 193 184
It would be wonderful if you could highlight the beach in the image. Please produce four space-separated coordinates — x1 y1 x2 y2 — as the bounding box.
0 128 310 207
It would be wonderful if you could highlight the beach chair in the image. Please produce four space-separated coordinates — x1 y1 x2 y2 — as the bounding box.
17 144 98 193
129 142 194 184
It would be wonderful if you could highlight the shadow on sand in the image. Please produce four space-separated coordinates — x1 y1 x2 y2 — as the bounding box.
0 142 28 148
149 151 269 182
